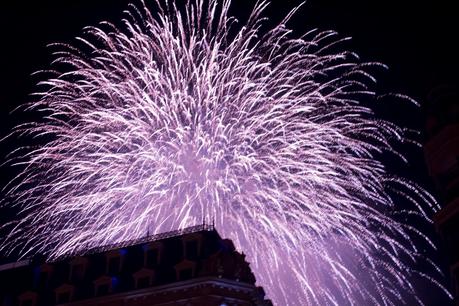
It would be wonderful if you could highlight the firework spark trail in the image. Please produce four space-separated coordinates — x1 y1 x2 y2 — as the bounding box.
0 0 450 304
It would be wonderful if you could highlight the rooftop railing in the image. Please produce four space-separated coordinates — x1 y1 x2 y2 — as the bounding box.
57 222 215 261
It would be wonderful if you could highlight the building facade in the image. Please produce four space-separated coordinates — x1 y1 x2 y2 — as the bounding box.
424 86 459 304
0 224 272 306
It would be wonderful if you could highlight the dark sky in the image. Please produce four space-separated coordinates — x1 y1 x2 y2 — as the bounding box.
0 0 458 159
0 0 458 119
0 0 457 304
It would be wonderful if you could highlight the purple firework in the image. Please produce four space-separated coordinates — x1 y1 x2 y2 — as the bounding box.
0 0 450 304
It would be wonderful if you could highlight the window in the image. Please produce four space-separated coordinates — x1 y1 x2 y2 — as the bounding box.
133 268 154 290
94 276 112 297
38 271 48 289
97 284 109 296
108 257 121 275
21 300 33 306
179 268 193 281
55 285 74 305
174 260 195 281
137 276 150 289
18 292 37 306
71 264 84 282
186 240 198 260
69 257 88 283
57 292 70 304
146 249 158 267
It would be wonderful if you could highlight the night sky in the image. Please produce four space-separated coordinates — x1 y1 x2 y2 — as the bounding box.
0 0 458 304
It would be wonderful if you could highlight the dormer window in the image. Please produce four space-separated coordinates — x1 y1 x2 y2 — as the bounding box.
38 271 48 289
182 233 202 260
143 242 162 268
174 260 196 281
108 256 121 275
21 300 34 306
105 250 125 275
138 276 149 288
54 284 74 304
93 276 112 297
179 268 193 280
97 283 110 296
34 264 53 290
133 268 155 289
18 292 37 306
69 257 88 283
146 248 158 267
185 240 198 260
57 292 70 304
71 264 84 282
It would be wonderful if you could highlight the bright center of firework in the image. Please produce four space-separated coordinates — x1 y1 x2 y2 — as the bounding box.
179 143 212 184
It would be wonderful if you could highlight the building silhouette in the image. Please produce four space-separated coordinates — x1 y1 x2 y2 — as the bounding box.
424 85 459 304
0 224 272 306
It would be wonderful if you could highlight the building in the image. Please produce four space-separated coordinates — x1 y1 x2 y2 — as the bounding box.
424 85 459 304
0 224 272 306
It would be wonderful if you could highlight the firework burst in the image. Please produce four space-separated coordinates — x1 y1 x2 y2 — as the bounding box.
0 0 450 304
